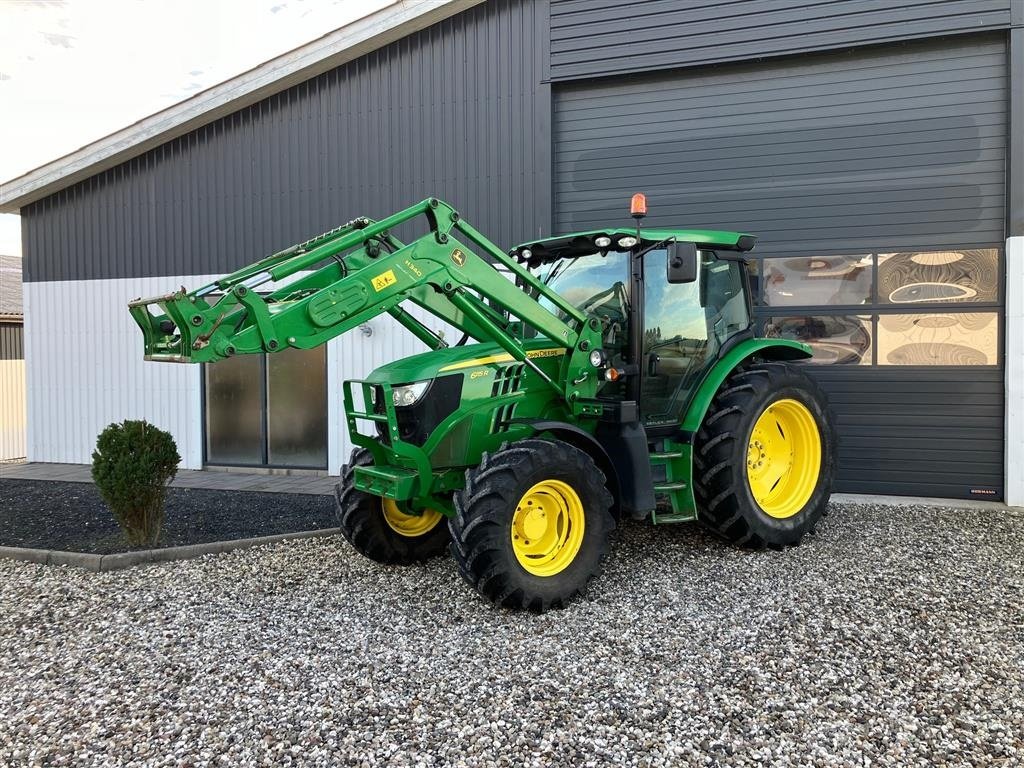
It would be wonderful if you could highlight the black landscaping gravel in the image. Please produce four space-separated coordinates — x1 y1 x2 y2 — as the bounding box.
0 479 335 553
0 501 1022 765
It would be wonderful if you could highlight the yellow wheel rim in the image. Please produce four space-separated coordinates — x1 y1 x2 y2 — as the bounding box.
510 479 585 577
746 398 822 519
381 499 443 537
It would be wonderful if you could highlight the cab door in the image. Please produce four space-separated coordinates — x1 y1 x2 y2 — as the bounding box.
640 251 751 428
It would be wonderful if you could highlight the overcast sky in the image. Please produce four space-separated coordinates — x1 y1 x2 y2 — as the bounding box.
0 0 393 258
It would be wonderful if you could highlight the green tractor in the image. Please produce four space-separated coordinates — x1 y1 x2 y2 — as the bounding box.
130 196 836 611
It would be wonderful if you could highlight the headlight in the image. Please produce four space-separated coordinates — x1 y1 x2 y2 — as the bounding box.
392 381 429 407
520 248 532 260
594 235 611 248
589 349 607 368
617 235 638 249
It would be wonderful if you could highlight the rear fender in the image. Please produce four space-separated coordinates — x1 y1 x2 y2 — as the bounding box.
662 338 810 520
681 338 811 434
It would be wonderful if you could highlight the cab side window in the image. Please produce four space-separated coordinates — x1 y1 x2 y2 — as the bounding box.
704 257 751 346
642 251 751 423
641 250 710 421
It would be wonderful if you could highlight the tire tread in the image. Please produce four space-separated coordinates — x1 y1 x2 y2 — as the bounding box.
693 361 836 549
449 439 614 612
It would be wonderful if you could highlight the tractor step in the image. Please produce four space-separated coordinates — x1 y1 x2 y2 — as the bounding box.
650 451 684 460
652 510 698 523
654 481 688 492
648 439 696 522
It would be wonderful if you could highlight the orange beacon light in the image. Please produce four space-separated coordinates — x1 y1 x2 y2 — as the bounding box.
630 192 647 219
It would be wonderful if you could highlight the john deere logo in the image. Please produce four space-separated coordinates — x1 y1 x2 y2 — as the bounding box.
451 249 466 267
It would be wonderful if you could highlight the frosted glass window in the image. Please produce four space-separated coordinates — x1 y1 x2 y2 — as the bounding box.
877 313 998 366
267 347 327 467
205 355 263 464
878 249 999 305
764 315 872 365
205 348 327 468
763 255 872 307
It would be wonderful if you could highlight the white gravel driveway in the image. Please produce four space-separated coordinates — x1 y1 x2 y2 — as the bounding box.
1 502 1022 767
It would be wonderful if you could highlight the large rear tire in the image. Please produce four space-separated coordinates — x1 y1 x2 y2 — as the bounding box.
693 361 836 548
334 449 450 564
450 439 614 612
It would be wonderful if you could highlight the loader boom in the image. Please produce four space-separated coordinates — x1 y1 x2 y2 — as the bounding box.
130 198 603 403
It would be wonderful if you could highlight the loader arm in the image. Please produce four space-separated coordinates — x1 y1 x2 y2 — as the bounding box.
130 198 603 403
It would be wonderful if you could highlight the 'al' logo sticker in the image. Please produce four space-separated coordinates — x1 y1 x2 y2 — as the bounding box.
371 269 397 292
451 249 466 267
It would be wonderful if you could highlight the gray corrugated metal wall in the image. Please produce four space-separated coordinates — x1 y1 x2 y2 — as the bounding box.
549 0 1013 81
1011 15 1024 237
554 35 1007 253
0 322 23 360
553 35 1006 499
21 0 549 283
811 367 1003 498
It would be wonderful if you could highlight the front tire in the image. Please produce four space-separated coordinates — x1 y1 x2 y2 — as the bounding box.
450 439 614 612
693 361 836 548
334 449 450 564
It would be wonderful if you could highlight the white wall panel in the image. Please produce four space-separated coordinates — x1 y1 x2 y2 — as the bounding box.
26 277 461 475
1005 236 1024 506
24 276 216 469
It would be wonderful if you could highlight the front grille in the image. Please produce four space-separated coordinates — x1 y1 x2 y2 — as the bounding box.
371 385 390 444
374 374 464 447
490 364 526 397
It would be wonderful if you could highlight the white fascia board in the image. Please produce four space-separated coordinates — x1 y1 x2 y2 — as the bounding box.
0 0 484 214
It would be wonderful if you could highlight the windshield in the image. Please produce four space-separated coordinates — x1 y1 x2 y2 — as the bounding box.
537 251 630 325
535 252 630 394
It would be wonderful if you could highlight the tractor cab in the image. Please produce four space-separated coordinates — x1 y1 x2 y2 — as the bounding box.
510 224 757 430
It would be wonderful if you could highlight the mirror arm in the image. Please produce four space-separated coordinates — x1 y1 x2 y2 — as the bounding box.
634 236 677 260
634 239 748 263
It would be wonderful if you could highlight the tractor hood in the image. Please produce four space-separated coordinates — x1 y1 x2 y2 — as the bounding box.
363 338 568 386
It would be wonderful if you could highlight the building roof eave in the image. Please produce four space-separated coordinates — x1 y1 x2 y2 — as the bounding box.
0 0 482 215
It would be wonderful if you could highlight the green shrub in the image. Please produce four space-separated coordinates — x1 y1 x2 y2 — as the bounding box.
91 420 180 547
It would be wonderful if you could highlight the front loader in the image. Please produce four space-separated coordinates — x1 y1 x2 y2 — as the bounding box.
130 196 836 611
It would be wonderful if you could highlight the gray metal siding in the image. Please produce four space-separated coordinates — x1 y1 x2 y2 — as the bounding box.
22 0 549 283
553 35 1006 499
550 0 1013 81
1010 21 1024 237
0 323 23 361
554 35 1007 253
813 367 1004 498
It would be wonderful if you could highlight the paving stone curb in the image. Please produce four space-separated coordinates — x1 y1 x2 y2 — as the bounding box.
0 528 342 572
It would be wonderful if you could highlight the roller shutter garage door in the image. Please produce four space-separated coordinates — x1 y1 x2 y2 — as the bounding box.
553 35 1006 500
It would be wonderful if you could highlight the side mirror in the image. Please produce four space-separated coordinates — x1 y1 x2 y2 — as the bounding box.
667 241 698 283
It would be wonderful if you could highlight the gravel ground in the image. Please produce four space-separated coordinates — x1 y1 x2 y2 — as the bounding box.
1 501 1022 767
0 479 335 553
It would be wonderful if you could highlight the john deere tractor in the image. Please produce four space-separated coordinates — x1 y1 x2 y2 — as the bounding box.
130 196 835 611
